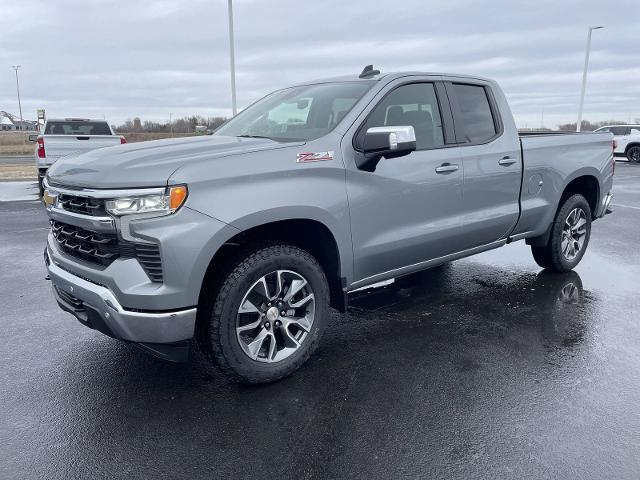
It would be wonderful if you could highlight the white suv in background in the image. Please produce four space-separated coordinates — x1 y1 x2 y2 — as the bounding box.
594 125 640 162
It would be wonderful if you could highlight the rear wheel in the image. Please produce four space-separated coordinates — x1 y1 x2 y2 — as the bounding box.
627 145 640 163
198 244 329 384
531 194 592 272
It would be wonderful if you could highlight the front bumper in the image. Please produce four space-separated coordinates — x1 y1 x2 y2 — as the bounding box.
45 247 197 344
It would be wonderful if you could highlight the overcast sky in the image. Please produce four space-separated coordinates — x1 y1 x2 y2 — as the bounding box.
1 0 638 128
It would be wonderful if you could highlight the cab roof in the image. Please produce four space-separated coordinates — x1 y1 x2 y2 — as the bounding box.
294 70 493 86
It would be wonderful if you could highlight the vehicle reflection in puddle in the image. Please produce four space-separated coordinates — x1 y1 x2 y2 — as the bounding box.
347 264 590 350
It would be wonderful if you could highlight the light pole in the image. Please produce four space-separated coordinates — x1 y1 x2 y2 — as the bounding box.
12 65 24 133
576 26 603 132
227 0 237 116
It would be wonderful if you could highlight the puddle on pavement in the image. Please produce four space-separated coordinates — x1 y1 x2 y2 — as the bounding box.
0 181 38 202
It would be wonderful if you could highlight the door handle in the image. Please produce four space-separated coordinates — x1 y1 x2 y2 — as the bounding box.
435 163 459 174
498 156 517 166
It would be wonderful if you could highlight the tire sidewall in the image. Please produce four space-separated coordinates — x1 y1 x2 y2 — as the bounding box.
627 146 640 163
550 194 592 271
213 246 329 380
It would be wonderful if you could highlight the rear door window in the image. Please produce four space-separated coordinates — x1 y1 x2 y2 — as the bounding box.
452 84 498 143
45 121 112 135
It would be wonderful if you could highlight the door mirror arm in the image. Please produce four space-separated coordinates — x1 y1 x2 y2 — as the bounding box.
356 126 417 172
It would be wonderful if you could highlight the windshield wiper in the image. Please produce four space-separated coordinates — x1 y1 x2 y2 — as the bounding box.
236 134 306 142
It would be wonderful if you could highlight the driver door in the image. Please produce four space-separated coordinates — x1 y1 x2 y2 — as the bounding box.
344 81 467 285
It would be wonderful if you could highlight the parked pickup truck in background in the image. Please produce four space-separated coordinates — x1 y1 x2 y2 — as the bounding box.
594 124 640 163
36 118 125 196
41 67 614 383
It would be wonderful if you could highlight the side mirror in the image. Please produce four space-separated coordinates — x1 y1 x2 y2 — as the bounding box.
357 126 416 172
28 133 38 143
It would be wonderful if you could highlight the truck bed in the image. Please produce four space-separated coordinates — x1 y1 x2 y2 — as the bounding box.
513 130 614 239
39 134 122 165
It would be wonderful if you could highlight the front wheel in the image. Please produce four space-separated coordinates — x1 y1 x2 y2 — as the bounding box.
531 194 592 272
199 244 329 384
627 145 640 163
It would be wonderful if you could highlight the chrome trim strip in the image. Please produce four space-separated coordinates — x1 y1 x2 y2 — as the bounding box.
508 231 536 243
43 177 165 199
48 206 116 232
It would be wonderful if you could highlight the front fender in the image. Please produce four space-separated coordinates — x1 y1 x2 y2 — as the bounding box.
227 205 353 285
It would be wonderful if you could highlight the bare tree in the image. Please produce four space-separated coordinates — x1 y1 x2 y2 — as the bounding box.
557 119 629 132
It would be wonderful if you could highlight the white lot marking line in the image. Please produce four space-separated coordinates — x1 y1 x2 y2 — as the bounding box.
612 203 640 211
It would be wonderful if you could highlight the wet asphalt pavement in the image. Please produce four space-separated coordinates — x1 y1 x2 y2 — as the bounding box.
1 163 639 479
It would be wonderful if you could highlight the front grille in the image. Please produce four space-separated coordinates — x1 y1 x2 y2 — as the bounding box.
51 220 163 282
58 193 107 217
51 220 119 265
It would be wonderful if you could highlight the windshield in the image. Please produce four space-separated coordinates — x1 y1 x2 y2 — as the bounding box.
215 81 374 142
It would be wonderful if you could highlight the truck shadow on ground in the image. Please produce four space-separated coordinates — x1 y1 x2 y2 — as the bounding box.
48 262 598 478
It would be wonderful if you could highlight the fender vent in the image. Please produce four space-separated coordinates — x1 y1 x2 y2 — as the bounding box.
134 244 163 283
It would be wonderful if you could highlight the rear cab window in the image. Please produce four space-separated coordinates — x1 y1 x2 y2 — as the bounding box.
45 121 112 135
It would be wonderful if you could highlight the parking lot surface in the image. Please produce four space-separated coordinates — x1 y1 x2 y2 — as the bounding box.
1 163 639 479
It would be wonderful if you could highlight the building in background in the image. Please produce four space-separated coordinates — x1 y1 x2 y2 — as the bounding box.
0 111 37 131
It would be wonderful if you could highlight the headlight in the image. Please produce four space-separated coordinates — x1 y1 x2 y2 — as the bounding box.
105 185 188 216
43 189 58 208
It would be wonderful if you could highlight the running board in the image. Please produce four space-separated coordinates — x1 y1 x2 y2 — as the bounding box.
349 239 506 291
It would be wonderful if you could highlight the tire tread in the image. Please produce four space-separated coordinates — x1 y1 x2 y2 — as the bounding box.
198 243 328 384
530 193 591 272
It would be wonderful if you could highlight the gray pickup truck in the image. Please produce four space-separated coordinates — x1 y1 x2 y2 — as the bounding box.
42 67 614 383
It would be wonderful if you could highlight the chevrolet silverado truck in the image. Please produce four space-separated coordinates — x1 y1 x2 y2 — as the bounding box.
36 118 126 197
42 67 614 383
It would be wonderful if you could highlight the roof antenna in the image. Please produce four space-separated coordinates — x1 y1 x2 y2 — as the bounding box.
359 64 380 78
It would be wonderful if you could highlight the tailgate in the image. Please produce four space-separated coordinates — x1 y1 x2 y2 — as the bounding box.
43 135 121 159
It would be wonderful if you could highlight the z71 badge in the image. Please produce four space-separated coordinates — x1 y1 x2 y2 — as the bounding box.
296 151 334 163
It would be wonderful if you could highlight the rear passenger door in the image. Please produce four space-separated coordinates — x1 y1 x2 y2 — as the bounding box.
445 81 522 249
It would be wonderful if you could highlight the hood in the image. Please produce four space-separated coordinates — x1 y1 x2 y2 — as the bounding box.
46 135 301 189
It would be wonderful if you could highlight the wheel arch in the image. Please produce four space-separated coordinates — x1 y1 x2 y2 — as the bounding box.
527 172 600 247
197 213 350 320
625 142 640 154
560 173 600 216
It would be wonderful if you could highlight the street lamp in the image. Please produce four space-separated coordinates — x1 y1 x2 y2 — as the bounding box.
227 0 237 116
11 65 24 133
576 26 603 132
